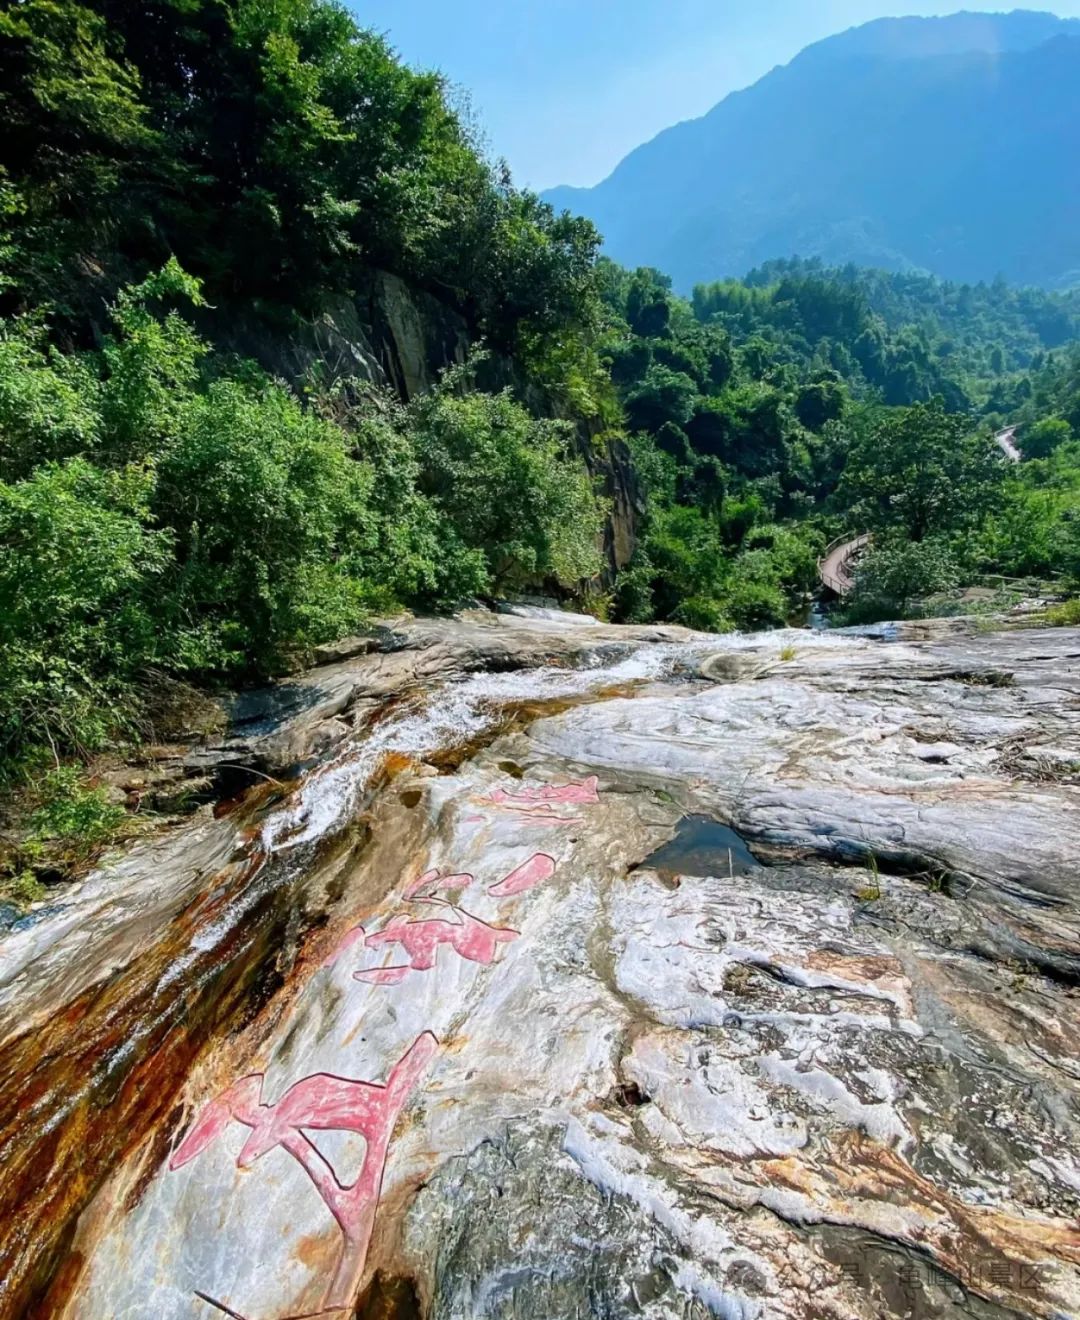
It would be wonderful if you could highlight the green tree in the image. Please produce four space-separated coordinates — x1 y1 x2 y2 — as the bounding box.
0 0 153 304
703 327 735 392
654 421 692 464
626 269 671 338
0 318 101 480
644 504 728 623
605 338 652 388
840 400 1002 542
843 537 960 623
0 458 168 754
795 376 846 431
98 257 207 463
718 549 788 630
410 385 605 595
1053 511 1080 587
154 377 382 674
1023 416 1072 461
625 365 697 434
714 385 793 479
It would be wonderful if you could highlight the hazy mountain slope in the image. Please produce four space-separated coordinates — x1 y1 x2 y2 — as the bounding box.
543 11 1080 290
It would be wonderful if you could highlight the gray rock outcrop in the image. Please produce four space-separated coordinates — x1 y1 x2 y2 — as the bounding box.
2 615 1078 1319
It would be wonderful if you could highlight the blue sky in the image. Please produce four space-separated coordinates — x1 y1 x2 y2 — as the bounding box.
347 2 1080 190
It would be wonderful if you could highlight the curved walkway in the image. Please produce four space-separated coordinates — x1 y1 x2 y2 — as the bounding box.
995 426 1022 463
818 533 872 596
818 429 1023 596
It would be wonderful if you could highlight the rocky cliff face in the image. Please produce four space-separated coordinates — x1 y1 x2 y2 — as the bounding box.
210 270 472 401
2 613 1079 1319
222 271 641 584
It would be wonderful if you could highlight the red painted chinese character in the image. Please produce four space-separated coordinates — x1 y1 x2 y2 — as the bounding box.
486 775 599 806
487 852 556 897
169 1033 438 1310
355 904 518 982
478 775 599 822
404 867 474 898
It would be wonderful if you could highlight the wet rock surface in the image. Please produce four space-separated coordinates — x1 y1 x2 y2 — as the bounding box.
2 615 1079 1319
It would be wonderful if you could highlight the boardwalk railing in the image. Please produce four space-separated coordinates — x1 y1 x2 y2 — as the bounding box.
817 532 872 596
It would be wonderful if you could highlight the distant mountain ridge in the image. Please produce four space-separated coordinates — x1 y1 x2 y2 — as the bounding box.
543 10 1080 291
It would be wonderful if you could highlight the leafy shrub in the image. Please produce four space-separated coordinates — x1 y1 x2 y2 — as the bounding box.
0 458 169 755
27 766 125 859
0 868 46 906
98 258 208 464
718 549 789 630
614 558 658 624
741 524 820 595
410 385 605 595
0 764 128 888
1022 417 1072 461
672 595 732 633
842 537 960 624
0 320 101 480
155 377 382 674
644 504 728 619
1046 598 1080 626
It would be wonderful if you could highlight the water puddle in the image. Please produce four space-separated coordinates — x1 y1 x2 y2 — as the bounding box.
641 815 761 880
0 902 68 935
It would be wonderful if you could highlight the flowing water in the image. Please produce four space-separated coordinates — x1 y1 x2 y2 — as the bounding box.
259 626 862 859
9 619 1080 1320
261 642 708 854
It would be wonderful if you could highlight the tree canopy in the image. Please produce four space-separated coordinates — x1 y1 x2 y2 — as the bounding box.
0 0 601 350
1 0 1079 896
840 400 1004 543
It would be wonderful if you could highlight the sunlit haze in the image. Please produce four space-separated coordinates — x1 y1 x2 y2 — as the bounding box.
348 1 1080 189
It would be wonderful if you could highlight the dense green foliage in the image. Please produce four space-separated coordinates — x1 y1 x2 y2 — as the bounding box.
0 0 611 795
594 261 835 631
842 539 961 626
693 259 1080 413
839 401 1002 544
599 258 1080 630
0 265 604 766
0 0 601 349
2 0 1080 889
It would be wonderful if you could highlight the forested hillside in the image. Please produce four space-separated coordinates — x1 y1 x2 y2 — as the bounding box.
543 11 1080 291
593 258 1080 631
693 257 1080 414
2 0 1080 899
0 0 613 770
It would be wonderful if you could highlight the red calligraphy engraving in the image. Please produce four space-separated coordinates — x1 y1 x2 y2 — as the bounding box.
485 775 599 807
170 1033 438 1309
355 904 517 982
404 867 475 898
486 852 556 897
322 923 368 969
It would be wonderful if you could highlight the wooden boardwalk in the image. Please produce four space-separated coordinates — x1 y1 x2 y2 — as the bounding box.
818 533 872 596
